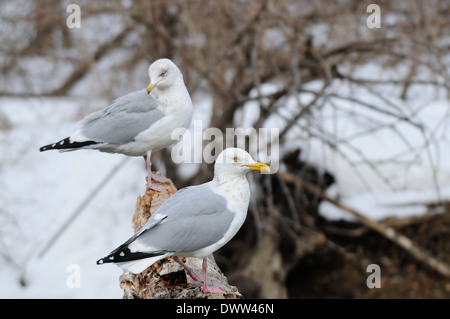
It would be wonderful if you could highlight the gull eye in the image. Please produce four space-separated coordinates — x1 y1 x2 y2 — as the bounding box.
234 156 239 162
160 70 167 77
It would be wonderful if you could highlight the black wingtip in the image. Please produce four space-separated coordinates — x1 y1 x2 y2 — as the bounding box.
96 253 121 265
39 144 51 152
96 257 110 265
97 247 168 266
40 137 98 152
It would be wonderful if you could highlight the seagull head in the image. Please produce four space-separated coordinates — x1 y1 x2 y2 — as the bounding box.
146 58 183 94
214 148 270 177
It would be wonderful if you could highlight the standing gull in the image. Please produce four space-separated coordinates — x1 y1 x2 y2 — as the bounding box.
97 148 270 294
40 58 193 191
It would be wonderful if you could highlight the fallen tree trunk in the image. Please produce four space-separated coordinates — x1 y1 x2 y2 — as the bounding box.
119 172 243 299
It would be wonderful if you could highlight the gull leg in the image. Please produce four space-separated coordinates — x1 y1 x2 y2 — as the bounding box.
201 257 226 294
143 153 167 192
173 256 203 283
144 151 170 184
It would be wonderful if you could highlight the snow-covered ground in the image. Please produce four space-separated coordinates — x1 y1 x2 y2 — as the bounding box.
0 97 144 298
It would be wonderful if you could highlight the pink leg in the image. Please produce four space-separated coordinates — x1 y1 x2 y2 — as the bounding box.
201 257 226 294
143 155 167 192
173 256 203 283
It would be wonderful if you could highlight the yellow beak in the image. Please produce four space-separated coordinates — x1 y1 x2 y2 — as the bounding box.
244 162 271 173
146 83 156 95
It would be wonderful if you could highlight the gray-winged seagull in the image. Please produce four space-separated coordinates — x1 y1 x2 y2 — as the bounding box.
97 148 270 294
40 58 193 191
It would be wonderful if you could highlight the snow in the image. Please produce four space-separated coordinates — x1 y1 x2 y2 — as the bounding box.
0 97 146 298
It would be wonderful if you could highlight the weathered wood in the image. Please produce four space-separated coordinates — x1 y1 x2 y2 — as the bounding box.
120 172 243 299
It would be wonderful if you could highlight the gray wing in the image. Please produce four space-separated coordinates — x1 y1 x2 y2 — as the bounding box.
79 89 164 144
131 184 234 253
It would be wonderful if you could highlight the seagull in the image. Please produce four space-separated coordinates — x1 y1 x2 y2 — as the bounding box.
39 58 193 191
97 148 270 294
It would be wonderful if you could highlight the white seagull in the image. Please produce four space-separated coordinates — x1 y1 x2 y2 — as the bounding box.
40 58 193 191
97 148 270 294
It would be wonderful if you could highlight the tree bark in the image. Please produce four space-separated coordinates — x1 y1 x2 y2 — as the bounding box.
119 172 243 299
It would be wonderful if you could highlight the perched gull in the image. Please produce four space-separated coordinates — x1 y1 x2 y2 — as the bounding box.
39 58 193 191
97 148 270 294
